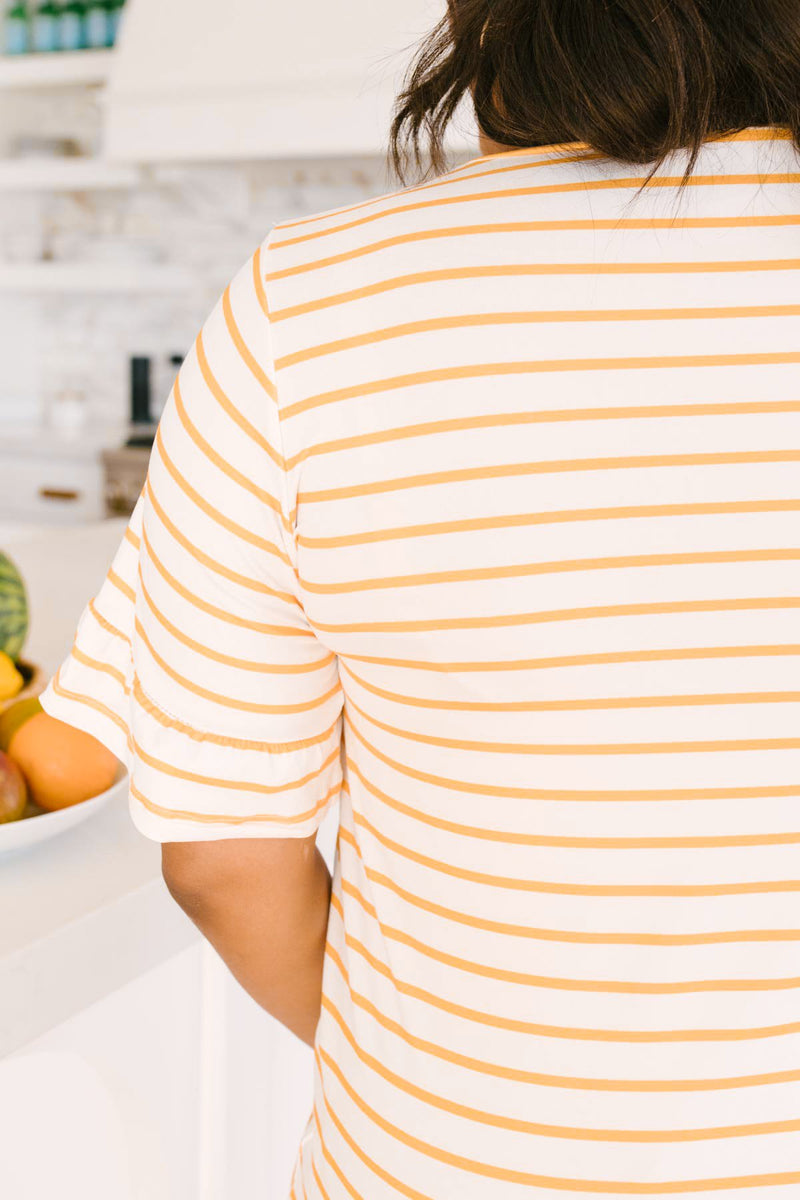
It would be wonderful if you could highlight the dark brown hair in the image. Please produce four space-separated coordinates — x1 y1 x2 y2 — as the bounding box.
390 0 800 187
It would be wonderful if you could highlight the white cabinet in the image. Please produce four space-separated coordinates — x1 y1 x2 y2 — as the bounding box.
1 941 327 1200
0 440 107 524
2 947 203 1200
0 452 104 523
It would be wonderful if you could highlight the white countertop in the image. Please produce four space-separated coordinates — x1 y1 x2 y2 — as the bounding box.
0 518 198 1055
3 517 127 670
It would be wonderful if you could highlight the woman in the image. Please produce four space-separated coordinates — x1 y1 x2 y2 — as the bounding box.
41 1 800 1195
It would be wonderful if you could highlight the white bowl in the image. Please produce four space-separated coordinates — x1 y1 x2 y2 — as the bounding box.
0 764 127 857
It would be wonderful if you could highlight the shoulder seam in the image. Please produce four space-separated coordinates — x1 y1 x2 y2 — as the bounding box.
259 227 301 579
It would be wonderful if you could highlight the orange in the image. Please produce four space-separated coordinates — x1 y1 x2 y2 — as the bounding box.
8 711 118 811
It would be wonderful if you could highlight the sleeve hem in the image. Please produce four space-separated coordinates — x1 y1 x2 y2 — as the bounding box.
38 676 132 773
129 782 340 843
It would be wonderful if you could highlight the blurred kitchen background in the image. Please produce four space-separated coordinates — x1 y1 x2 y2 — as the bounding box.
0 0 473 535
0 4 476 1200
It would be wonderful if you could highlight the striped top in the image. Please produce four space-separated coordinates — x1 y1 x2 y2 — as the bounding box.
41 126 800 1196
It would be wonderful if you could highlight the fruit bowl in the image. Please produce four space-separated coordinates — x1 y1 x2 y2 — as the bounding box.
6 657 42 705
0 761 127 857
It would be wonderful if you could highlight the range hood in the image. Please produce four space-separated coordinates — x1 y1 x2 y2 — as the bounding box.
105 0 473 162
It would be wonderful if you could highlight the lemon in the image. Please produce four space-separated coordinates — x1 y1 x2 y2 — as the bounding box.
0 694 40 752
0 651 23 703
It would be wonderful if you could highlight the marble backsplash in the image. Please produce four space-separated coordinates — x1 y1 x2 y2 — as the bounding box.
0 154 398 435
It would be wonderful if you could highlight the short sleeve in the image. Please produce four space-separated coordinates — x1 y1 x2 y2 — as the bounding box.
38 240 343 843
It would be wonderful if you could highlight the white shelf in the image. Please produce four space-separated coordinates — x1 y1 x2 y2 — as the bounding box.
0 262 195 293
0 158 139 191
0 48 114 89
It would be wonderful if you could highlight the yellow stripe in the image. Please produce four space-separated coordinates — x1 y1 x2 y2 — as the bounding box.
200 307 281 458
271 222 800 286
341 825 800 943
132 674 339 753
341 659 800 714
315 1037 800 1192
297 447 800 504
88 599 130 646
325 938 800 1099
275 303 800 369
270 171 800 253
300 546 800 597
48 666 132 743
151 432 298 585
298 497 800 549
69 643 129 692
344 711 800 801
131 733 340 795
134 613 339 715
321 984 800 1117
143 481 303 614
287 399 800 469
344 757 800 852
172 372 288 530
221 277 278 402
131 774 340 827
283 352 800 421
328 891 800 1042
273 144 603 235
140 511 307 633
107 565 134 603
467 128 793 164
315 1068 423 1198
136 561 331 675
348 686 800 758
318 597 800 639
409 128 792 180
311 1107 359 1200
251 245 270 317
344 805 800 898
334 881 800 993
269 259 800 321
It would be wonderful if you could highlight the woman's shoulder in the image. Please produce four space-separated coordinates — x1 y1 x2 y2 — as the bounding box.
259 145 600 289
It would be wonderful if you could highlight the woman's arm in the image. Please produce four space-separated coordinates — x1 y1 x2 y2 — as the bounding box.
161 837 332 1048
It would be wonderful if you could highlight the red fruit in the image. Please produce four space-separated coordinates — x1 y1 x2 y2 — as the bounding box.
0 748 27 822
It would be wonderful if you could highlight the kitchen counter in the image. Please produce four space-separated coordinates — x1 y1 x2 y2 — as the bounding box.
0 518 198 1055
2 517 127 668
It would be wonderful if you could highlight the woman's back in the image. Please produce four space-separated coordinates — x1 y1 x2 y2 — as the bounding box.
41 125 800 1196
276 127 800 1195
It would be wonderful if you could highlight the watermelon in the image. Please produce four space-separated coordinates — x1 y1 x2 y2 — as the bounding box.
0 552 28 662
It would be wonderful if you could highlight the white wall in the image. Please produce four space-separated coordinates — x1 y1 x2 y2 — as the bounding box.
1 156 393 436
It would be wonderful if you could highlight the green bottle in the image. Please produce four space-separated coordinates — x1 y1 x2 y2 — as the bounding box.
84 0 109 48
32 0 58 51
58 0 85 50
4 2 30 54
106 0 122 44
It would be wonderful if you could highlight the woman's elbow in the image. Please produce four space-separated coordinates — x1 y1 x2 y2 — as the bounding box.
160 841 232 914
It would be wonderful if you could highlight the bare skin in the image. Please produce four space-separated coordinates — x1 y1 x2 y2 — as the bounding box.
161 833 332 1048
478 130 512 156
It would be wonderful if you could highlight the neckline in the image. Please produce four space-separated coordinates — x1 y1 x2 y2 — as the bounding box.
461 125 794 171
